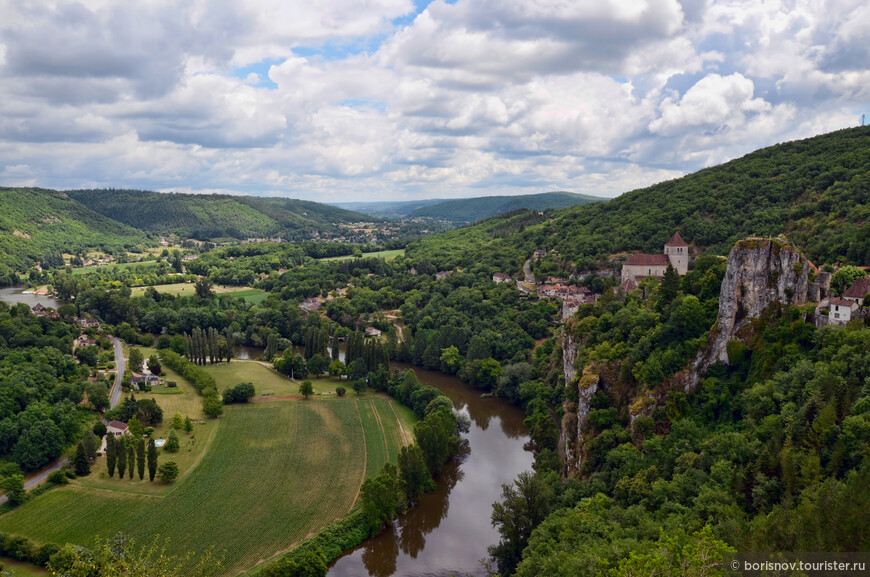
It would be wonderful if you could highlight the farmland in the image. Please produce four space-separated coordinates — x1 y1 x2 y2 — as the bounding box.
129 283 260 298
0 399 414 575
204 360 354 396
317 248 404 262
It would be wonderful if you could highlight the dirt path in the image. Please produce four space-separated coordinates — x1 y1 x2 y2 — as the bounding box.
388 400 411 446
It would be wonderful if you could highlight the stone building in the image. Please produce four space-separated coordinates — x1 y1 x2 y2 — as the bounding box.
621 232 689 283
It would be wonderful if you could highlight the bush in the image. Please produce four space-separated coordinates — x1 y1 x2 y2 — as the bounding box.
157 461 179 483
223 382 256 404
335 386 346 397
48 470 68 485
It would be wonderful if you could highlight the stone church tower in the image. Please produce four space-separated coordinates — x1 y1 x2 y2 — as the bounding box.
664 231 689 275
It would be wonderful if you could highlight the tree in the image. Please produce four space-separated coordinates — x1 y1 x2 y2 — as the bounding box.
194 277 214 299
116 436 127 478
329 360 346 378
74 442 91 476
165 429 180 452
128 348 144 373
832 265 865 296
147 439 158 481
202 393 224 418
398 444 434 500
299 380 314 399
183 416 194 433
488 471 553 577
353 379 367 396
147 355 162 376
335 386 346 397
262 547 328 577
307 353 330 377
0 474 25 506
136 438 146 480
348 358 367 382
440 346 462 374
106 433 117 477
657 263 680 313
93 422 107 438
83 430 99 461
223 382 256 404
127 438 135 479
361 466 398 535
13 420 64 472
171 413 184 430
157 461 179 483
127 415 144 438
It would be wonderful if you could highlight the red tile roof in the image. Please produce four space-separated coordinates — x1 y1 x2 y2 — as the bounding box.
665 231 688 247
830 297 855 307
624 254 670 266
843 278 870 299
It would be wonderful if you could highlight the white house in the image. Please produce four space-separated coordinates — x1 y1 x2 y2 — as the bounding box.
106 420 129 437
829 298 858 325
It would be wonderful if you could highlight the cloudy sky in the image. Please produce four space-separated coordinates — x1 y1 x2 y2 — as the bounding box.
0 0 867 202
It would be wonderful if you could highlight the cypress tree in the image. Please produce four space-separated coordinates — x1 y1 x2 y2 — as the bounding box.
116 436 127 477
74 442 90 476
127 440 135 479
147 439 158 481
136 438 146 480
224 327 234 362
106 433 117 477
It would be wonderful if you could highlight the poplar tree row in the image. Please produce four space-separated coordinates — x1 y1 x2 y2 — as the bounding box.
105 435 159 482
183 326 234 365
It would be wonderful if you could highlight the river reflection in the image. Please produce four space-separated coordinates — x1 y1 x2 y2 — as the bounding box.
328 363 532 577
0 286 63 309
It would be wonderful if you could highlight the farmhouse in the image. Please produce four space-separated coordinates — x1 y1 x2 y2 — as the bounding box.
76 317 101 329
493 273 512 284
435 271 451 280
77 335 96 348
364 327 382 338
621 232 689 283
300 298 321 311
843 278 870 305
106 420 129 437
533 249 547 259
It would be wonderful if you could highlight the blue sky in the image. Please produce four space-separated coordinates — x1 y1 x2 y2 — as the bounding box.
0 0 867 201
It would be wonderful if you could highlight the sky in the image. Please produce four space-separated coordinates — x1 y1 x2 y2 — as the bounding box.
0 0 868 203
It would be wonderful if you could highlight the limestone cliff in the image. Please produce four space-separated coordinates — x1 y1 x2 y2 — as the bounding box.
684 236 809 391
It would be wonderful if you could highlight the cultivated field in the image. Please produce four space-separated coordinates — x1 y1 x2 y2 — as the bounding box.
0 399 414 575
317 248 405 262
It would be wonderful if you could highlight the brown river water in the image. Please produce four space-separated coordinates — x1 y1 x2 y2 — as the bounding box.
328 362 533 577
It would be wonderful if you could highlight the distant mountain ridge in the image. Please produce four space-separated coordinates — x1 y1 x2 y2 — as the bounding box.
67 189 370 240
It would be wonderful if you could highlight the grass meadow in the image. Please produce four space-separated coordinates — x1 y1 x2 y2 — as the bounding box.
317 249 405 262
0 393 415 575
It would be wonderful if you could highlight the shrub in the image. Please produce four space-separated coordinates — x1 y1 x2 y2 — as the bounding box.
48 470 68 485
335 386 346 397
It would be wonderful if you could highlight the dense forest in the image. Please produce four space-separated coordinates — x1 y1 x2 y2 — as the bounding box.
409 126 870 273
0 188 149 279
66 189 371 240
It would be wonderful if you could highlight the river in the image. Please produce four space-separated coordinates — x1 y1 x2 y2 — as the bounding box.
0 286 63 309
328 362 533 577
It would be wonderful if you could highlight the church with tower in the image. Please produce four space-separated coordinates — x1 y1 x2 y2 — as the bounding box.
621 232 689 284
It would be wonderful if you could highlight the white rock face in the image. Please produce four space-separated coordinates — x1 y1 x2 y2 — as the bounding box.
686 237 809 391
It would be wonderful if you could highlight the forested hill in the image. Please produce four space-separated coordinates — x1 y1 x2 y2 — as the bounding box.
66 189 371 240
0 188 148 275
407 126 870 271
407 191 605 222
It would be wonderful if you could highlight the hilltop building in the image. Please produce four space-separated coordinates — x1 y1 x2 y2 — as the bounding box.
621 232 689 283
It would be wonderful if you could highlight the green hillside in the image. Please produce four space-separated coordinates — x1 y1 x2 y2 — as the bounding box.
334 198 446 216
408 127 870 270
0 187 149 276
66 189 371 240
408 191 605 222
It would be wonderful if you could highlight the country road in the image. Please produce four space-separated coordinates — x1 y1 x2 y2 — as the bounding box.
0 336 125 505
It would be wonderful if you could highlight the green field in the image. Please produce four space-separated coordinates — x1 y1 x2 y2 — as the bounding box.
0 399 414 575
317 249 404 262
71 260 159 275
227 288 268 304
0 557 48 576
204 361 350 397
129 283 258 298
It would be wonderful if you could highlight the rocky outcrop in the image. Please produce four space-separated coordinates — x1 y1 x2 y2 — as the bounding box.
685 236 809 391
562 328 580 385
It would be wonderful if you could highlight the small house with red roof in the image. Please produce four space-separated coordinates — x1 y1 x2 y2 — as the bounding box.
843 278 870 306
